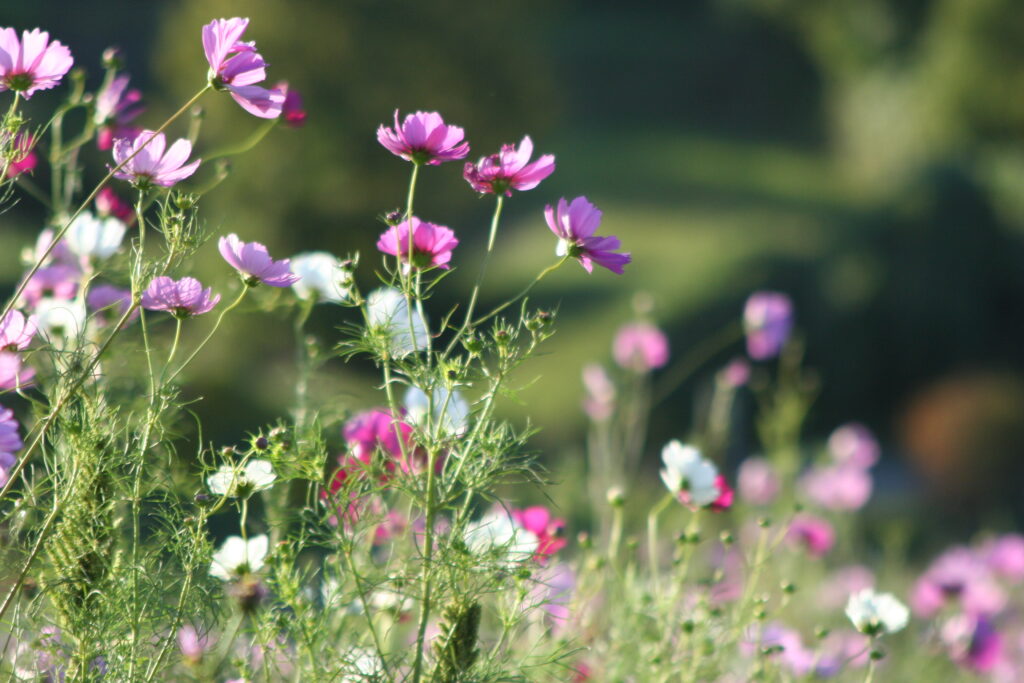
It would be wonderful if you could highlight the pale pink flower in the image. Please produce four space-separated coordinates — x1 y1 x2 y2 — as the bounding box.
820 566 876 609
581 363 615 422
376 217 459 271
24 228 76 269
94 74 143 150
981 534 1024 582
786 513 835 557
737 456 780 505
0 28 73 98
800 463 872 511
941 614 1003 673
717 357 751 387
828 422 879 469
218 234 298 287
377 110 468 165
0 310 36 351
743 291 793 360
912 547 1006 618
613 321 669 371
140 276 220 317
19 264 79 306
177 625 210 664
112 130 200 188
203 18 284 119
463 135 555 195
87 284 137 326
0 351 34 392
544 196 630 274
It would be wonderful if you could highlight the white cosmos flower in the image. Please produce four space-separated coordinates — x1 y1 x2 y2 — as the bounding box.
290 251 351 303
464 509 538 567
33 298 88 349
342 648 385 682
207 459 277 497
659 440 719 507
366 287 428 357
64 211 126 261
403 386 470 435
209 534 269 581
845 588 909 636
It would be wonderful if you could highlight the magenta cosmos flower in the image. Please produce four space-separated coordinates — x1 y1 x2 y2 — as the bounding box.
276 81 306 127
376 217 459 271
0 28 73 99
112 130 201 188
464 135 555 195
0 310 36 351
5 132 36 177
743 291 793 360
94 74 143 150
613 322 669 372
545 196 630 274
218 234 298 287
140 276 220 318
203 18 284 119
377 110 469 165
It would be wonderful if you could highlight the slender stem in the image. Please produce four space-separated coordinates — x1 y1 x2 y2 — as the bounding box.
470 256 567 329
411 446 439 683
166 284 249 384
651 322 742 405
647 493 674 591
0 93 21 179
203 118 277 161
164 318 183 379
1 85 211 323
445 195 503 355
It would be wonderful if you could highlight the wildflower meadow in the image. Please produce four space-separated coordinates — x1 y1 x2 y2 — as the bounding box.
0 10 1023 683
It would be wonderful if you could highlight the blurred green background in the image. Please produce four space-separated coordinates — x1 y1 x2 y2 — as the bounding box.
6 0 1024 529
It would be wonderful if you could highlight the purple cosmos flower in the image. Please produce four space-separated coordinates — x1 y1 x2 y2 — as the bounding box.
203 18 284 119
376 217 459 271
87 284 138 326
94 74 143 150
276 81 306 127
0 351 34 392
377 110 469 165
800 463 872 511
218 234 298 287
828 423 880 469
737 456 780 506
464 135 555 195
786 513 836 557
545 196 631 274
613 322 669 372
19 264 79 307
140 276 220 318
0 310 36 351
112 130 201 188
0 405 22 455
743 291 793 360
942 614 1003 673
0 28 73 98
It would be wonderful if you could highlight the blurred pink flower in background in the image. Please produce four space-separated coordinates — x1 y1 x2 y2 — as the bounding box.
464 135 554 195
277 81 307 127
95 187 134 222
743 291 793 360
717 357 751 388
942 614 1003 673
512 506 567 560
786 513 835 557
800 463 872 511
820 565 875 608
581 364 615 422
0 28 73 98
94 73 143 150
5 133 36 177
613 322 669 372
87 284 137 326
737 457 780 505
19 264 79 307
377 110 468 164
827 422 880 469
377 217 459 271
980 534 1024 583
911 547 1006 618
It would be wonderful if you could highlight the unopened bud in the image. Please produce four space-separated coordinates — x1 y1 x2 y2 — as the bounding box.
606 486 625 507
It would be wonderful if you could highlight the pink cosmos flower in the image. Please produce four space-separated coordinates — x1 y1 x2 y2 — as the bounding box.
981 534 1024 582
800 463 872 511
276 81 306 127
140 276 220 317
218 234 299 287
828 423 880 469
708 475 734 511
87 284 138 326
942 614 1003 673
737 456 780 505
512 506 567 560
581 364 616 422
613 322 669 372
912 547 1006 618
0 28 73 98
203 18 284 119
5 132 36 177
820 565 876 609
376 217 459 271
743 291 793 360
19 264 79 306
717 357 751 388
95 187 134 223
0 352 34 392
463 135 555 196
112 130 201 188
25 228 76 269
94 74 143 150
343 408 414 473
786 513 835 557
377 110 469 165
544 196 631 274
0 310 36 351
177 625 210 664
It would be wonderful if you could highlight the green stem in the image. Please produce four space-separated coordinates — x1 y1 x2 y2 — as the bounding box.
203 118 277 161
1 85 211 323
647 492 674 591
166 283 249 384
470 256 567 329
411 447 439 683
445 195 503 355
